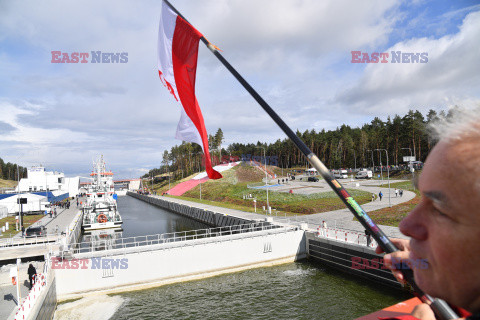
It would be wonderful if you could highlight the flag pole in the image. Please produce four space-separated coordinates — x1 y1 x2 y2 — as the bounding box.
161 1 458 318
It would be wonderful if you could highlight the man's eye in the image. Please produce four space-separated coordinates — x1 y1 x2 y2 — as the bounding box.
433 207 447 217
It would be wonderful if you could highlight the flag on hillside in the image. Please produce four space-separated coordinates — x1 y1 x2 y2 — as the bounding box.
157 0 222 179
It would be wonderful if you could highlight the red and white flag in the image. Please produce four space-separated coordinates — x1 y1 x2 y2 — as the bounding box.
157 1 222 179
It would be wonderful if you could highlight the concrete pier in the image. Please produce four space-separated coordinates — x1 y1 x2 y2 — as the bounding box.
55 224 307 301
127 192 265 227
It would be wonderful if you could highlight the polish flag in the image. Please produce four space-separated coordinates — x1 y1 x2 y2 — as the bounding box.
157 1 222 179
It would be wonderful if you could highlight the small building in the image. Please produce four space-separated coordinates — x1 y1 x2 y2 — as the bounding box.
14 166 79 203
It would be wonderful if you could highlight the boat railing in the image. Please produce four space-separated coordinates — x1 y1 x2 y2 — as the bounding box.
68 222 290 255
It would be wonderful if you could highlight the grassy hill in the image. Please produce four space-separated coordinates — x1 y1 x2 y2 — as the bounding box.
177 163 372 215
0 178 17 188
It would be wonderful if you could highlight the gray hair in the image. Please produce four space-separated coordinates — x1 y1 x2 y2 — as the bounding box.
428 106 480 192
428 106 480 143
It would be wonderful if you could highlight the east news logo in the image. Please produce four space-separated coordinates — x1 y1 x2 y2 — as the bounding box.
351 51 428 63
51 51 128 63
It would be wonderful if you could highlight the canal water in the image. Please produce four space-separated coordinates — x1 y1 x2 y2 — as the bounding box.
59 195 409 320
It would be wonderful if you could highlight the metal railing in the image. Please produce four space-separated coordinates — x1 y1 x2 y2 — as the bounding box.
14 254 53 320
0 234 61 248
255 212 378 248
315 227 378 248
67 222 288 255
66 210 83 245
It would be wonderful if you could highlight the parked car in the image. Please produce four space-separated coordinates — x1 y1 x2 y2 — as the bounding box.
25 226 47 237
307 177 319 182
355 170 373 179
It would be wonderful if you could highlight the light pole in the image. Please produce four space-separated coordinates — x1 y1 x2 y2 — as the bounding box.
353 149 357 171
376 150 384 184
168 159 171 192
256 146 269 214
375 149 391 207
151 174 154 194
402 147 415 190
367 150 375 177
197 151 204 199
16 164 23 231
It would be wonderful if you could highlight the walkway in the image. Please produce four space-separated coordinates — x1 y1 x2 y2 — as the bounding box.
0 261 46 320
5 199 80 239
167 178 208 196
167 162 240 196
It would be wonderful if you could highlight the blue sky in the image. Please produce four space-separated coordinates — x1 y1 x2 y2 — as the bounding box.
0 0 479 178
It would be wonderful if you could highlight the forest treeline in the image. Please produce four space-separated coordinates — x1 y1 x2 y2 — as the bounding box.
143 108 453 179
0 158 27 181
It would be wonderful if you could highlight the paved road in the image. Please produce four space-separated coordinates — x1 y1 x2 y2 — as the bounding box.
245 176 414 238
13 199 81 237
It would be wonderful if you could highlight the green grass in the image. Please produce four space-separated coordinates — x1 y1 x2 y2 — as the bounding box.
365 197 420 227
377 180 420 196
0 214 45 238
359 180 422 227
0 178 17 188
180 166 372 215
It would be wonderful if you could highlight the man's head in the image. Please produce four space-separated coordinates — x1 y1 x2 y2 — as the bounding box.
399 107 480 312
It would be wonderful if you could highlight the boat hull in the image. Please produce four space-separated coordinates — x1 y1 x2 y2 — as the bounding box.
82 220 123 232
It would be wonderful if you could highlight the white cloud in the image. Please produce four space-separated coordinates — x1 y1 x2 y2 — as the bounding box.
336 10 480 116
1 0 478 177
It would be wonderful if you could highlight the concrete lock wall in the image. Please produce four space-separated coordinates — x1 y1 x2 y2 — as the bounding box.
305 232 401 289
127 192 253 227
55 228 306 300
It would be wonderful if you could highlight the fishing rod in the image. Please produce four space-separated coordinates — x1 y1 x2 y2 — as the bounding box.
162 1 458 319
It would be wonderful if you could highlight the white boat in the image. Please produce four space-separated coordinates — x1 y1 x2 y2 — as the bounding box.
82 156 123 232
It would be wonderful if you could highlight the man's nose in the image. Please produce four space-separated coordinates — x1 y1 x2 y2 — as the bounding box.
399 204 428 241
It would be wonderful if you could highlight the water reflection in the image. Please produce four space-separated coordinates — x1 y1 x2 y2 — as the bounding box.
80 195 209 244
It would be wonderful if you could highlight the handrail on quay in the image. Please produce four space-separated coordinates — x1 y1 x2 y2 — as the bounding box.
0 234 61 248
67 222 289 256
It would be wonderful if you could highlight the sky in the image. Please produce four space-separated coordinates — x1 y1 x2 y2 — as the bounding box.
1 0 479 179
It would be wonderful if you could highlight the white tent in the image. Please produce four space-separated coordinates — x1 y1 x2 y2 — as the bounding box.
0 193 48 214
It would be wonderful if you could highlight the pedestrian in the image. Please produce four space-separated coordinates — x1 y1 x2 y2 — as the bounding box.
399 189 403 197
322 220 327 236
395 188 398 197
27 263 36 289
365 230 372 247
377 109 480 319
371 193 375 202
378 191 383 201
